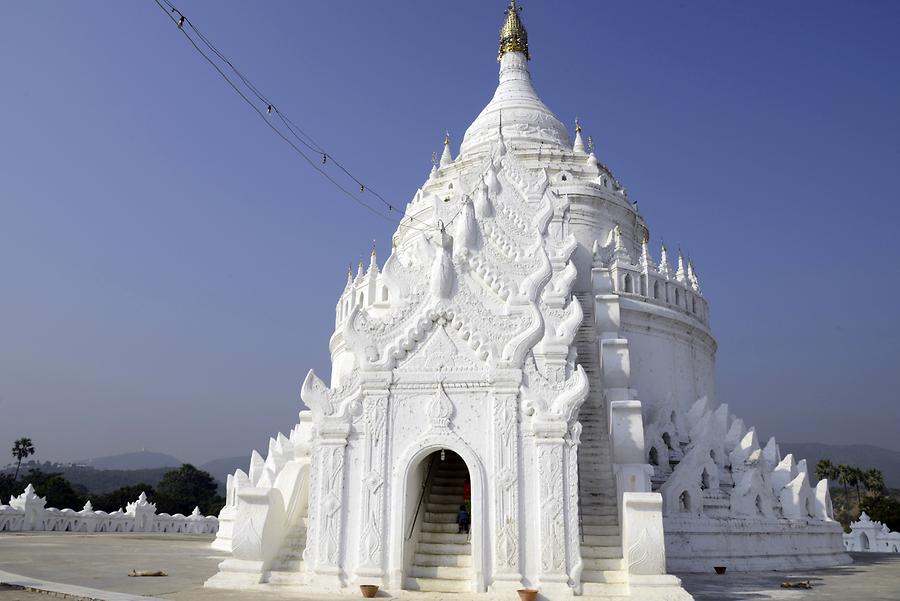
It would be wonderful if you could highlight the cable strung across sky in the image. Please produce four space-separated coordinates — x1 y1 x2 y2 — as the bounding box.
151 0 436 234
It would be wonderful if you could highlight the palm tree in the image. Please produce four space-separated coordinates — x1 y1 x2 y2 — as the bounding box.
12 438 35 480
815 459 837 483
863 468 885 496
851 467 865 505
836 464 855 518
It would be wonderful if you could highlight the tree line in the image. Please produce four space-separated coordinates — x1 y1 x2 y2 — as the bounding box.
3 437 224 516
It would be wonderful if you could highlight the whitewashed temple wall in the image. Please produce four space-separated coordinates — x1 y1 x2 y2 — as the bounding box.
844 512 900 553
0 486 217 534
620 307 716 415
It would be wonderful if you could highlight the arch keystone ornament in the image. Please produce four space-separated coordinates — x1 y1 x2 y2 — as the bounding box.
207 2 848 597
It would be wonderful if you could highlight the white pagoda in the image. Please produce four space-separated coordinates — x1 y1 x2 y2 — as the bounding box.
207 2 849 598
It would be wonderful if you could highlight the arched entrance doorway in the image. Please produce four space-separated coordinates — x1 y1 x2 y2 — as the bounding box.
402 449 474 593
860 532 870 551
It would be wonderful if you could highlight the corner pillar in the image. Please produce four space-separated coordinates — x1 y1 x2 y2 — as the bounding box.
310 419 351 581
490 387 523 591
354 374 391 583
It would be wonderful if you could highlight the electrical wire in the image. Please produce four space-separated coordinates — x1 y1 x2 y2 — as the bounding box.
152 0 436 233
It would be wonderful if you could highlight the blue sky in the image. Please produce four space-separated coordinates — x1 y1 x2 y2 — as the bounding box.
1 1 898 465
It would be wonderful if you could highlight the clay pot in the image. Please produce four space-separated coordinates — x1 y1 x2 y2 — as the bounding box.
360 584 379 598
714 566 727 575
517 588 539 601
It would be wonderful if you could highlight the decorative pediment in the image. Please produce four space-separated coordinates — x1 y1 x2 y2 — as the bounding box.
395 322 487 375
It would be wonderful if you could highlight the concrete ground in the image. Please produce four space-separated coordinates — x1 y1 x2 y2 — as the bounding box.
1 533 899 600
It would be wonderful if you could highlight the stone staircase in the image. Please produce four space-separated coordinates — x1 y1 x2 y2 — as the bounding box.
574 292 628 597
265 515 309 586
405 454 473 593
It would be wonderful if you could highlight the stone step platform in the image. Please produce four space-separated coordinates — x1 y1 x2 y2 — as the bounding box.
266 569 306 586
272 558 304 572
581 580 629 597
404 576 471 593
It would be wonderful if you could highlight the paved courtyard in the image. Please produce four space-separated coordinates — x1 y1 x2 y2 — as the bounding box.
1 533 899 600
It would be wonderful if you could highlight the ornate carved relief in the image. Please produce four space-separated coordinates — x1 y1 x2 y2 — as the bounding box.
492 391 521 576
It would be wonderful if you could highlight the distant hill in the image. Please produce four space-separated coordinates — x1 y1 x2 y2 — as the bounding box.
201 456 248 484
82 451 182 470
0 462 172 495
780 443 900 488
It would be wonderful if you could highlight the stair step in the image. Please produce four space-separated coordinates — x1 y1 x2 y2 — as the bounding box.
424 512 458 524
581 542 622 556
581 514 618 526
405 577 471 593
431 485 462 494
414 553 472 568
420 531 470 544
582 558 624 572
427 502 462 513
417 542 471 555
582 524 619 536
428 494 461 504
410 565 472 580
431 477 466 485
421 522 461 533
581 506 617 516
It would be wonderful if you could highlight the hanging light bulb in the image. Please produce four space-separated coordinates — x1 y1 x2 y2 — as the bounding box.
440 449 446 462
266 105 273 115
177 15 185 30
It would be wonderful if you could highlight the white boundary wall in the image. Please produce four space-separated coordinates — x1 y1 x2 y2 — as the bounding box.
0 485 217 534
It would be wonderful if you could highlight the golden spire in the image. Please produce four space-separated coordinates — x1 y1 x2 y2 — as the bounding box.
498 0 529 61
575 117 582 133
444 130 450 146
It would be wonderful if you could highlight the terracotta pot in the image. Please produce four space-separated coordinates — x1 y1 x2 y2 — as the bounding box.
714 566 727 575
517 588 539 601
360 584 379 598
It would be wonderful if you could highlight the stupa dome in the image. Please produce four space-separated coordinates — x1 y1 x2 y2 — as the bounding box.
459 3 570 157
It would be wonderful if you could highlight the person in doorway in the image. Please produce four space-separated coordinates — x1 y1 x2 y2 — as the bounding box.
457 504 470 534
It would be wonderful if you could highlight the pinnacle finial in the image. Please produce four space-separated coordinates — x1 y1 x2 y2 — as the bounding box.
498 0 529 61
444 130 450 146
575 117 582 133
371 240 377 258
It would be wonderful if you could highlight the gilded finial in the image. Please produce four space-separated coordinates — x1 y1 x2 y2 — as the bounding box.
498 0 529 61
444 130 450 146
575 117 582 133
